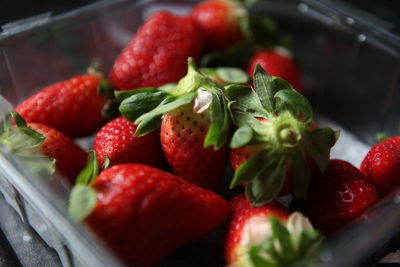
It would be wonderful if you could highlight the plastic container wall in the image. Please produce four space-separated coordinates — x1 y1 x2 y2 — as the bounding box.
0 0 400 266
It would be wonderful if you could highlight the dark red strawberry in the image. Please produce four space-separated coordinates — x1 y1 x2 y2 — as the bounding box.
191 0 246 50
109 11 205 91
93 116 164 168
0 112 87 183
28 123 87 183
69 163 229 267
16 73 107 138
296 159 379 235
360 136 400 197
118 59 231 190
227 65 337 206
225 194 322 266
247 48 303 93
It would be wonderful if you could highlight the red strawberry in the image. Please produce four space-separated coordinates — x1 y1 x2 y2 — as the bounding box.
16 73 107 138
119 59 231 190
93 116 164 168
70 163 229 267
360 136 400 197
227 65 337 205
225 194 322 266
296 159 379 235
0 112 87 183
28 123 87 183
160 103 228 190
247 48 303 93
109 11 205 91
191 0 245 50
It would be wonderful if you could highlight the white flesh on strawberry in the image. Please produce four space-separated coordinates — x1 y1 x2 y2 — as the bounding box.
232 212 317 267
193 88 213 114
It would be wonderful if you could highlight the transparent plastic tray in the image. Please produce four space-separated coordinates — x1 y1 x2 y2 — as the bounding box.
1 0 400 266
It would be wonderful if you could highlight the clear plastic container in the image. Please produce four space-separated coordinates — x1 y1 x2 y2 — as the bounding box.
1 0 400 266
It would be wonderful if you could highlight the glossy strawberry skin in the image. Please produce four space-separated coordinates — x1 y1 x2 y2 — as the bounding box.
86 164 229 267
360 137 400 197
16 74 106 138
225 193 289 265
247 49 303 93
296 159 379 235
191 0 243 50
93 116 164 168
109 11 205 91
28 123 87 183
160 104 228 190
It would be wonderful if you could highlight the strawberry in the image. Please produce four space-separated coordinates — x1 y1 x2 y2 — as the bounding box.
93 116 164 168
295 159 379 235
360 136 400 197
191 0 246 51
227 65 338 205
247 48 303 93
160 103 228 190
118 59 231 190
0 112 87 183
109 11 205 91
15 72 107 138
225 194 322 266
28 123 87 183
69 163 229 267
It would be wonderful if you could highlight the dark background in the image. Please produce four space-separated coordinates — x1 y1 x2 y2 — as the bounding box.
0 0 399 34
0 0 96 25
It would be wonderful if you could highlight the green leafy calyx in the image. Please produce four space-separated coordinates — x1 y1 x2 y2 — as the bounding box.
228 66 338 205
68 150 104 221
0 112 55 179
69 185 97 221
119 58 231 150
75 151 100 186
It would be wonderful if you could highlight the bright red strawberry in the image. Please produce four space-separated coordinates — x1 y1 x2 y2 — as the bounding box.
119 59 231 190
225 194 322 266
109 11 205 91
16 73 107 138
93 116 164 168
160 103 228 190
28 123 87 183
227 65 337 205
247 48 303 93
360 136 400 197
70 163 229 267
295 159 379 235
191 0 245 50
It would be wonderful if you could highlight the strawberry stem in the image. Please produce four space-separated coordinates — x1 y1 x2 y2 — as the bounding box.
75 151 99 186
